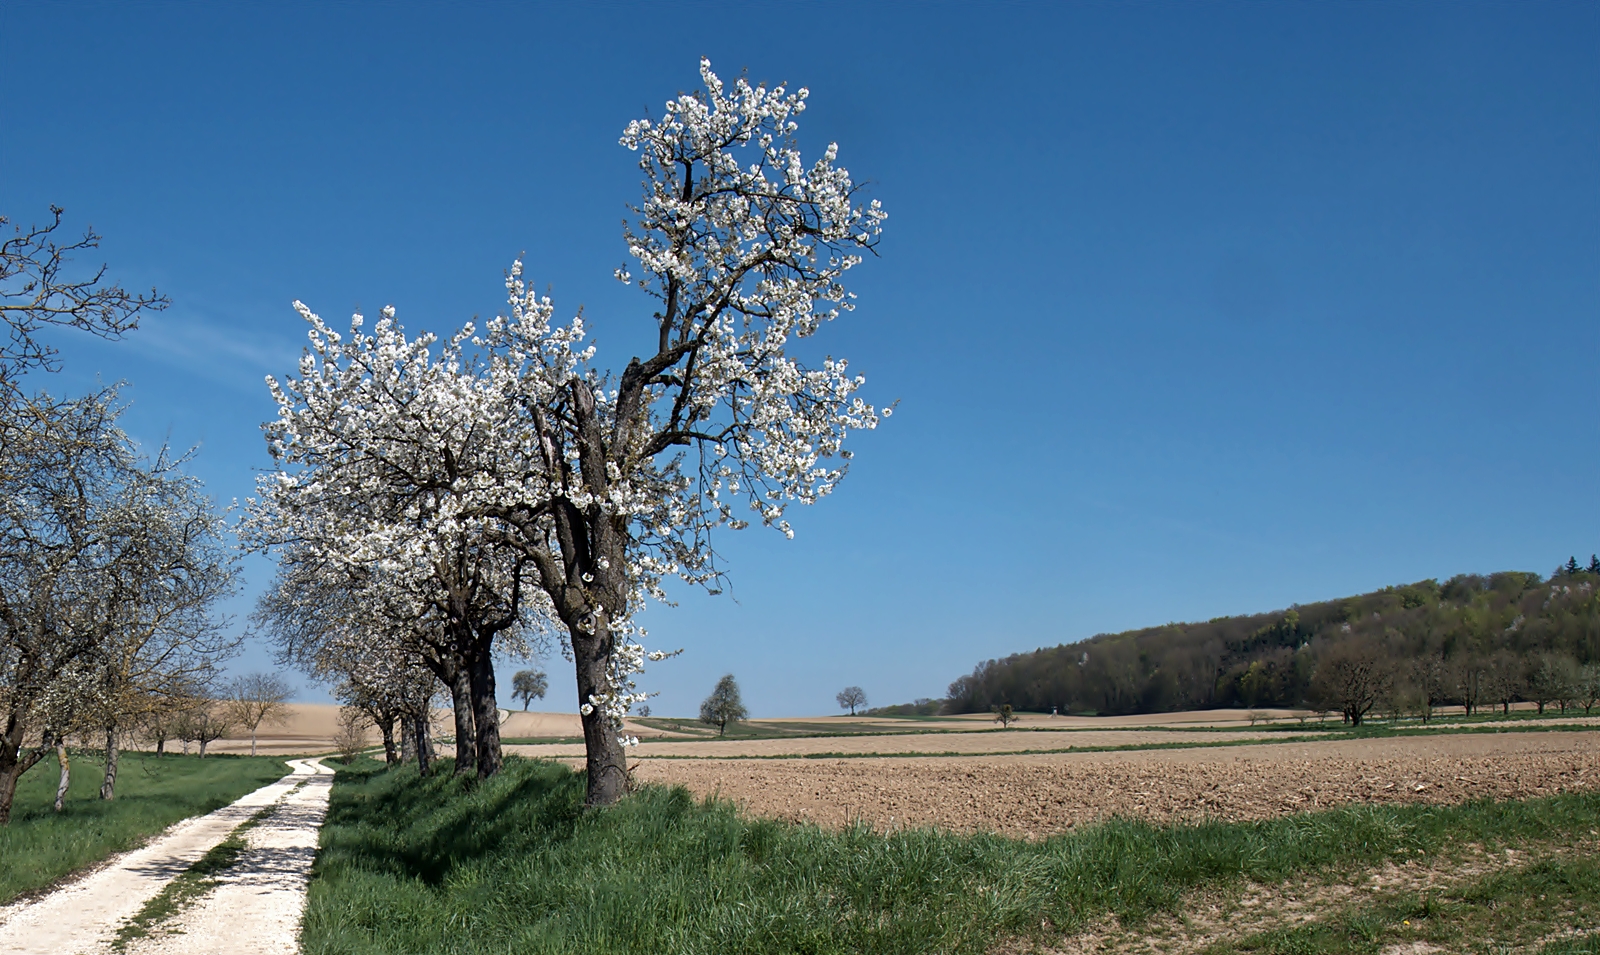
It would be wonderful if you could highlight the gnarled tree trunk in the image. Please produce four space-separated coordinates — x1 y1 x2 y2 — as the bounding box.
100 727 120 800
378 717 397 765
0 719 49 825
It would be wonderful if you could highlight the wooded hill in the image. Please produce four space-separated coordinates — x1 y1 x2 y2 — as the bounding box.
943 558 1600 720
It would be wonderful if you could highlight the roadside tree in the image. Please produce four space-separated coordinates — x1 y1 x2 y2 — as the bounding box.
0 205 167 394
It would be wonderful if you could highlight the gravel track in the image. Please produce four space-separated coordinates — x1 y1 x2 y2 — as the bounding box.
0 758 329 955
624 730 1600 839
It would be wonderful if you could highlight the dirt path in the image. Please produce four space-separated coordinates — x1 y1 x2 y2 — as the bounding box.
121 758 334 955
0 757 330 955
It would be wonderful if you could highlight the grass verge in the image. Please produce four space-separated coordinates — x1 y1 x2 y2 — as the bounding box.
0 751 289 905
302 756 1600 955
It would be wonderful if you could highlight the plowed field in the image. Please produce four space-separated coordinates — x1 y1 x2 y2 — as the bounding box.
620 730 1600 839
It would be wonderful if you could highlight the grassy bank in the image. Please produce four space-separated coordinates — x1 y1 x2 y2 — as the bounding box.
303 756 1600 955
0 750 289 905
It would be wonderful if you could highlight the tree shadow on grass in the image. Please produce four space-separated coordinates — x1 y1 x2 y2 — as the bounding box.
318 758 587 886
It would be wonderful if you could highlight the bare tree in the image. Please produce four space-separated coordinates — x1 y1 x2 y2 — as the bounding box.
991 703 1020 728
225 673 292 756
1408 655 1449 724
333 707 369 764
1484 650 1524 716
174 699 231 757
1578 664 1600 716
1310 640 1392 727
698 674 748 737
836 686 867 716
1528 654 1579 716
0 206 167 394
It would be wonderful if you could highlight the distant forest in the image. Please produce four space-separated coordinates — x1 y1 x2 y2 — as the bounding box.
938 557 1600 721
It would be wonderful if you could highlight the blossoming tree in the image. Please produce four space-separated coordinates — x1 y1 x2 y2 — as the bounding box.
255 60 887 804
482 59 888 805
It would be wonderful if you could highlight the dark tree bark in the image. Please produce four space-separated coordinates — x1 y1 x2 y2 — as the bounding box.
574 623 628 806
414 714 433 776
0 719 49 825
469 650 502 779
378 717 397 765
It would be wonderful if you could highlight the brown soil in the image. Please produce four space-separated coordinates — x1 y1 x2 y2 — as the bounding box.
620 731 1600 840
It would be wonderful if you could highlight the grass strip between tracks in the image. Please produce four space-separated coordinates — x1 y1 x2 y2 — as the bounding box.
110 798 288 951
0 752 291 906
301 755 1600 955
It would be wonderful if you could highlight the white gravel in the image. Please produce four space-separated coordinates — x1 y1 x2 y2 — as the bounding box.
122 758 334 955
0 757 331 955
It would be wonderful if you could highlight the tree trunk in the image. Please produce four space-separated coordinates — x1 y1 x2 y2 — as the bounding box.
100 727 120 800
250 726 258 757
400 716 416 765
380 718 397 765
0 723 49 825
155 735 166 757
449 666 476 776
574 627 627 807
54 742 70 812
469 650 502 779
198 737 208 758
414 714 433 776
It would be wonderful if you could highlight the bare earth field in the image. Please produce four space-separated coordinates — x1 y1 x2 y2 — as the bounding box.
618 730 1600 840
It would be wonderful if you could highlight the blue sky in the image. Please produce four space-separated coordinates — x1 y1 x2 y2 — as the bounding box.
4 2 1596 716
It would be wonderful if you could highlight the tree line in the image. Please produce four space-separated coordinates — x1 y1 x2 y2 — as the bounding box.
944 566 1600 724
0 208 272 823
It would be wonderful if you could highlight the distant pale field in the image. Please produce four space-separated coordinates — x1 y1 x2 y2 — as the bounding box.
145 704 670 756
136 701 1598 758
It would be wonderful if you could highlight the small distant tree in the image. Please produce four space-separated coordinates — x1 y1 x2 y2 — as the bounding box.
1484 651 1524 716
333 707 369 764
1529 654 1579 716
1408 655 1449 724
1589 555 1600 575
1563 556 1582 577
1309 640 1391 727
836 686 867 716
992 703 1019 728
225 673 293 756
1453 657 1486 716
512 669 548 711
1579 664 1600 715
699 674 748 737
637 704 651 718
177 702 231 758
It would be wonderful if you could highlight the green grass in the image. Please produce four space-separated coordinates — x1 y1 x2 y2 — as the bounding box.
302 756 1600 955
0 750 289 905
1214 850 1600 954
